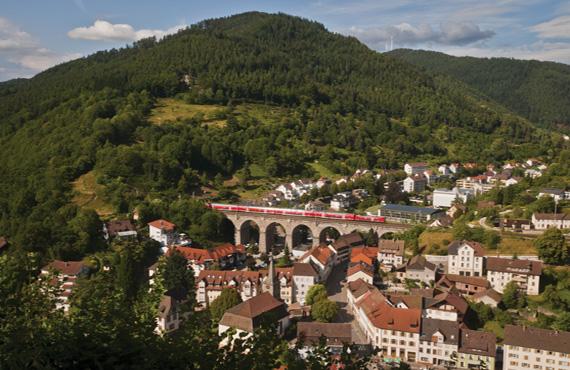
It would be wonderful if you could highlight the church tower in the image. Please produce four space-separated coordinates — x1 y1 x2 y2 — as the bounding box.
264 256 280 299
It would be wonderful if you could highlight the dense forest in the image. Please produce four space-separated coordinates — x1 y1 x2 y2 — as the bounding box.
388 49 570 131
1 12 566 259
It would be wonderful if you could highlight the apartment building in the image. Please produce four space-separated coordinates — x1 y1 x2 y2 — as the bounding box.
486 257 542 296
503 325 570 370
378 239 405 270
447 240 486 277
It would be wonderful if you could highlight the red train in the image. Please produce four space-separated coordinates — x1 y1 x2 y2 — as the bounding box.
208 203 386 223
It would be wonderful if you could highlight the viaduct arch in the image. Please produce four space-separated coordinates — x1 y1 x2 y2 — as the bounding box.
222 211 410 254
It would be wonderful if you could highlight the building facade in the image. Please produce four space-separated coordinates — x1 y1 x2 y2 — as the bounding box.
486 257 542 296
447 240 486 277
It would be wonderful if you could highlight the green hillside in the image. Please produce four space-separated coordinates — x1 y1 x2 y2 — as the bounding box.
388 49 570 131
0 12 566 258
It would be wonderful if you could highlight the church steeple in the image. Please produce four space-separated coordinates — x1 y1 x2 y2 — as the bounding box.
265 256 280 299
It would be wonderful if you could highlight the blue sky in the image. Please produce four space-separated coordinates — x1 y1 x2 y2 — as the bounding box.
1 0 570 81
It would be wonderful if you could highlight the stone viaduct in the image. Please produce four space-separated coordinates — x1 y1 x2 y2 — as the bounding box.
218 209 411 253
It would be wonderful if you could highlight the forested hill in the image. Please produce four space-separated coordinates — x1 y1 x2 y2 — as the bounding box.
387 49 570 131
0 12 566 258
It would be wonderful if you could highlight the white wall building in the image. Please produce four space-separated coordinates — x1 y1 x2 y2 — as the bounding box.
532 213 570 230
148 219 177 247
447 240 485 277
403 175 427 193
405 162 429 176
486 257 542 296
433 188 473 208
503 325 570 370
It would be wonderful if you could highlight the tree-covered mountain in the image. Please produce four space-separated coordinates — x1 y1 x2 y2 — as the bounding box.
387 49 570 131
0 12 566 258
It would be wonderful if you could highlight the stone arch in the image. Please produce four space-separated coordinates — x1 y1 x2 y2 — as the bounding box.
265 222 288 255
318 226 341 245
291 224 315 248
239 220 260 247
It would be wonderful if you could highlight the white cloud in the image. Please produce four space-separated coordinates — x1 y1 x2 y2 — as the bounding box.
531 15 570 39
347 21 495 48
0 17 81 80
68 20 186 42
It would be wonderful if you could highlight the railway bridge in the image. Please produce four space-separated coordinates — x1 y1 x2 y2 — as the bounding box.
210 204 411 253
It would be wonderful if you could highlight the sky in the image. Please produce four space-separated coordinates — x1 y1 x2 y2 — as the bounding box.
1 0 570 81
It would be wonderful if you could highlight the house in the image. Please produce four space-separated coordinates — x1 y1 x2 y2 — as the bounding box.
155 288 188 334
41 260 89 312
424 291 469 322
499 218 532 231
537 188 567 202
531 213 570 230
403 175 427 193
218 292 290 340
486 257 542 295
316 177 330 189
433 188 473 208
471 289 502 308
503 325 570 370
395 255 438 285
171 243 246 275
379 204 444 223
103 220 137 241
437 274 490 296
264 190 284 206
330 232 365 264
292 263 319 305
377 240 405 270
456 329 496 370
449 163 461 174
297 322 352 353
418 318 460 367
405 162 428 176
347 262 375 284
299 245 335 281
304 199 327 211
148 219 177 247
423 170 437 186
447 240 486 277
353 288 422 362
438 164 451 176
330 191 358 211
429 215 454 228
276 183 297 200
524 169 542 178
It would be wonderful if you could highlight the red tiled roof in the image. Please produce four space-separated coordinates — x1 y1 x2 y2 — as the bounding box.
172 244 245 263
447 240 486 257
347 262 374 278
43 260 86 276
363 299 421 333
301 245 333 266
148 219 176 231
351 246 378 259
439 274 490 288
350 253 374 266
378 240 405 256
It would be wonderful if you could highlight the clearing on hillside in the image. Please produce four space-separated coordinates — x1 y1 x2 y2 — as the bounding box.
72 171 114 217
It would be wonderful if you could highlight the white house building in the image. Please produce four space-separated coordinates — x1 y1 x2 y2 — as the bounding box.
433 188 473 208
486 257 542 296
532 213 570 230
403 175 427 193
503 325 570 370
148 219 177 247
447 240 485 277
405 162 429 176
377 239 405 270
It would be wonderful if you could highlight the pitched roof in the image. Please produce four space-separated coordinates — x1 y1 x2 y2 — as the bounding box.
105 220 136 236
426 291 469 315
361 299 421 333
406 255 437 271
292 263 318 277
301 245 334 266
459 329 496 357
347 278 375 300
350 253 374 266
297 322 352 345
420 318 460 345
533 213 569 220
172 244 245 263
504 325 570 354
472 288 502 302
219 292 288 333
43 260 86 276
148 219 176 231
197 270 265 286
447 240 486 257
347 262 374 278
332 232 364 251
351 246 378 259
378 240 405 256
486 257 542 276
386 294 423 309
439 274 490 288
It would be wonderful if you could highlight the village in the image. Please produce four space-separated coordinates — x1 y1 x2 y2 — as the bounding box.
35 156 570 370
